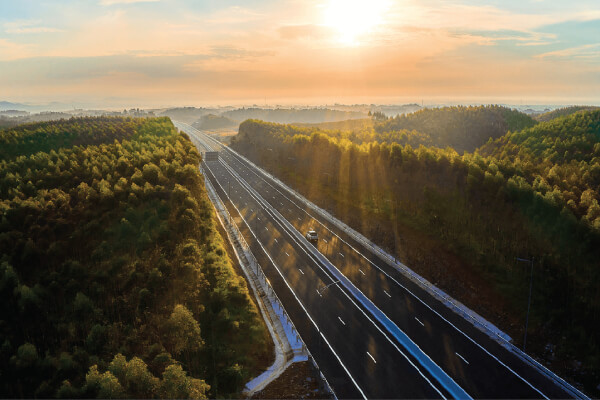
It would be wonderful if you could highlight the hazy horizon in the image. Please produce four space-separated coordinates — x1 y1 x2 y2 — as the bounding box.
1 0 600 108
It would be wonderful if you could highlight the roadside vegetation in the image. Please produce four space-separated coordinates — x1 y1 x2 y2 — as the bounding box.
0 117 271 398
230 108 600 395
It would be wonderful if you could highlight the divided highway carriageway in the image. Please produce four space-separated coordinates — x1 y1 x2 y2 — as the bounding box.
175 121 586 399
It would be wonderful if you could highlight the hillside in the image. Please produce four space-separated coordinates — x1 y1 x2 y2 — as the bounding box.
222 107 366 124
231 116 600 395
158 107 218 124
0 117 271 398
192 114 239 131
534 106 600 122
478 110 600 227
376 105 537 152
292 118 374 131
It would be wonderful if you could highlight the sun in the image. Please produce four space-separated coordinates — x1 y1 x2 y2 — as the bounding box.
322 0 390 46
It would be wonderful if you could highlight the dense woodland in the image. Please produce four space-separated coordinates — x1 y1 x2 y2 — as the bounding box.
534 106 600 122
376 105 537 152
0 117 270 398
230 108 600 394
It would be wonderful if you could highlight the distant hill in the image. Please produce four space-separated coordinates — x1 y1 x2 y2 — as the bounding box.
534 106 600 122
158 107 218 124
376 105 537 152
370 103 422 117
222 107 367 124
292 118 374 131
192 113 238 130
0 112 72 129
0 101 28 111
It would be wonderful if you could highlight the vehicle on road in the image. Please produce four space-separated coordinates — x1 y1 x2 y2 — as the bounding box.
306 229 318 245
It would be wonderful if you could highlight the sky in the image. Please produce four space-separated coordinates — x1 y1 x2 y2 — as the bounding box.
0 0 599 108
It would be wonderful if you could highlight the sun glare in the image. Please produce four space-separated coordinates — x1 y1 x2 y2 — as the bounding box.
323 0 389 46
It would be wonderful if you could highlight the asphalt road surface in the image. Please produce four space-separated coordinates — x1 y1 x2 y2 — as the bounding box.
177 122 583 399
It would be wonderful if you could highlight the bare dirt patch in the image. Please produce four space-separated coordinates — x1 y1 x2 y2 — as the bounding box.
251 362 333 400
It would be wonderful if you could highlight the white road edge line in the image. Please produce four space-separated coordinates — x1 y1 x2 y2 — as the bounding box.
198 158 367 399
185 123 453 399
201 134 551 399
212 157 450 399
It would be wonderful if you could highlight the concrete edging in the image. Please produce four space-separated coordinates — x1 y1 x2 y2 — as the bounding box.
200 166 303 397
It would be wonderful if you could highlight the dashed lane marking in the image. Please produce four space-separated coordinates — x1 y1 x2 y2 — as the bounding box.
456 353 470 365
367 352 377 363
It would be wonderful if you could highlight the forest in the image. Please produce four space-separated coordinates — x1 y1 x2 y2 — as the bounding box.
0 117 271 398
376 105 537 152
230 107 600 395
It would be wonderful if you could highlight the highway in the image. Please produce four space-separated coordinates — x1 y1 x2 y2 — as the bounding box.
177 121 584 399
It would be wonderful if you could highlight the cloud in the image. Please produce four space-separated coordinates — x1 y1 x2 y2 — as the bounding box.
4 20 63 34
99 0 160 5
535 43 600 60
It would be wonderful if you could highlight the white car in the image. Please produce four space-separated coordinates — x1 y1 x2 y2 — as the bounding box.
306 229 318 244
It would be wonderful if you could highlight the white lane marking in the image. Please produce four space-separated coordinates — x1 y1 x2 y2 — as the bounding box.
415 317 425 327
196 130 442 399
323 238 328 243
280 202 284 206
274 238 278 243
317 289 322 297
265 227 269 231
288 208 292 212
338 316 345 325
257 217 261 221
339 252 345 258
299 268 304 275
251 208 254 212
456 353 470 365
384 290 392 298
222 149 550 399
297 217 301 221
285 251 290 257
359 269 366 276
367 351 377 363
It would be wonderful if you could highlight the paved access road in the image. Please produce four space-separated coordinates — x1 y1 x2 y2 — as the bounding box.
177 122 583 399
